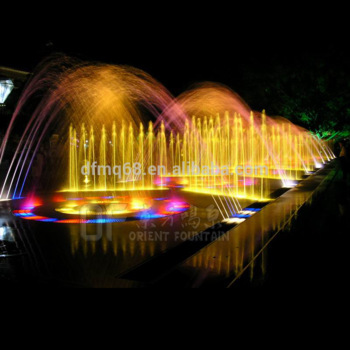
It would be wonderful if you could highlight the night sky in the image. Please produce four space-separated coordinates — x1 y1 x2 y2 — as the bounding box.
1 9 349 117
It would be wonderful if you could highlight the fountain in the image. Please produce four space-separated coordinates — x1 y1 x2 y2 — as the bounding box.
0 56 335 225
67 112 331 199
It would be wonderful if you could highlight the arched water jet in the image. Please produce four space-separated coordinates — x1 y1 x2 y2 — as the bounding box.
0 56 181 199
0 57 335 224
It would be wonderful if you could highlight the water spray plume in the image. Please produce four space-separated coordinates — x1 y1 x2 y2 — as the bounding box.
0 56 335 223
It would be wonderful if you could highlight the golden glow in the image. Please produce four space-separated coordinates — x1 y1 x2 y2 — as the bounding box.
59 187 161 193
67 112 334 201
55 197 151 216
183 188 271 202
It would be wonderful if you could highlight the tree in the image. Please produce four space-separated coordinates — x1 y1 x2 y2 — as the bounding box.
240 52 350 140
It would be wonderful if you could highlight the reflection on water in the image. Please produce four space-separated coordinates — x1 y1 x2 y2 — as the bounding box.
63 193 303 285
26 190 306 286
180 193 308 286
69 223 160 259
0 168 332 287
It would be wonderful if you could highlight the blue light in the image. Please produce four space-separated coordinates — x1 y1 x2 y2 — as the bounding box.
38 218 58 223
86 218 126 224
168 207 188 213
136 212 166 220
14 213 35 217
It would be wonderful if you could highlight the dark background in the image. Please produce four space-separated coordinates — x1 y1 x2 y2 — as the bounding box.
1 7 349 292
1 7 349 137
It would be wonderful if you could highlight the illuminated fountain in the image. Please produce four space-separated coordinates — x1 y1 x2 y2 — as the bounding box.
0 57 335 224
67 121 159 192
67 112 332 201
165 84 334 199
66 83 334 204
0 57 189 221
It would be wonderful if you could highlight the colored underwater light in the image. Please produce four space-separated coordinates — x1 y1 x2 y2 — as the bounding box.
244 208 261 212
222 207 262 225
54 196 152 216
166 202 190 213
223 218 246 225
55 219 85 224
232 214 251 219
12 195 190 224
19 197 43 210
13 210 51 222
136 212 167 220
52 195 66 203
85 218 126 224
283 180 298 188
13 210 35 217
38 218 58 223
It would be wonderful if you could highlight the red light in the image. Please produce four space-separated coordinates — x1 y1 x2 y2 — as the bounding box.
52 195 66 203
